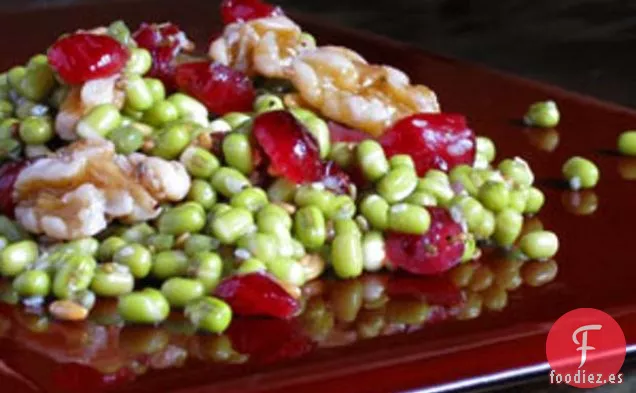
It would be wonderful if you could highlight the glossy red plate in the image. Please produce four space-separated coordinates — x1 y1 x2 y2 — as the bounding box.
1 1 636 392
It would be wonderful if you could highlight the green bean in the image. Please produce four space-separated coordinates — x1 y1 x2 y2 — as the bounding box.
388 203 431 234
158 203 206 235
150 123 191 159
498 158 534 187
188 252 223 291
184 234 219 256
113 244 152 279
493 209 524 247
52 254 96 299
519 231 559 260
417 177 454 206
389 154 415 170
187 179 217 210
90 263 134 297
231 187 268 212
237 232 278 262
221 112 251 129
361 231 385 272
124 74 154 111
126 47 152 74
97 236 127 262
161 277 205 308
118 288 170 324
13 270 50 297
108 126 144 154
618 131 636 156
359 194 389 230
377 166 417 203
185 296 232 333
0 240 38 277
405 191 437 207
267 257 306 286
152 250 189 279
211 167 250 198
144 78 166 102
478 181 510 212
143 100 179 127
222 132 253 174
267 177 297 202
327 194 356 220
562 156 599 190
357 140 389 182
329 142 355 168
294 206 326 249
211 207 255 244
331 233 363 279
168 93 208 126
294 185 334 214
254 94 284 113
236 258 267 274
525 187 545 214
180 146 220 178
524 100 560 128
76 104 121 139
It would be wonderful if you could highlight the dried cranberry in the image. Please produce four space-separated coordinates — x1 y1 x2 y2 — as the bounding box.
386 207 465 275
321 161 353 195
380 113 475 176
220 0 282 25
328 121 369 143
175 61 255 115
385 274 465 306
132 23 192 90
252 111 323 184
227 318 315 364
47 33 129 85
0 160 27 218
214 272 300 319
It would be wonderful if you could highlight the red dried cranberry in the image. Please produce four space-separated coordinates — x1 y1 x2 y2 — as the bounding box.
132 23 192 90
214 272 300 319
321 161 353 195
385 274 465 306
0 160 27 218
380 113 475 176
328 121 369 143
47 33 129 85
220 0 282 25
227 318 315 364
386 207 465 275
175 61 255 115
252 110 323 184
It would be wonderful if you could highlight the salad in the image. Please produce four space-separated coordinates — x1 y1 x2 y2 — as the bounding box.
0 0 561 338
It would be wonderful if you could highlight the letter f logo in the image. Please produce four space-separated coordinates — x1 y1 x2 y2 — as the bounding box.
572 324 602 368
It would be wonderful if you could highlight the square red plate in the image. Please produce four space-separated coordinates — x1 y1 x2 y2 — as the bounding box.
0 1 635 392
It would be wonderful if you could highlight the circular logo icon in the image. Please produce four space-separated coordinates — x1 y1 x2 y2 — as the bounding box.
546 308 626 388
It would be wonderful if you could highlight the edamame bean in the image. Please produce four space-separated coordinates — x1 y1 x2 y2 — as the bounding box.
143 100 179 127
19 116 52 145
211 167 250 198
294 206 326 249
389 154 415 169
493 209 524 247
231 187 268 212
417 177 454 205
334 218 362 238
108 126 144 154
562 156 599 190
125 48 152 75
0 100 13 119
449 165 479 195
267 177 297 202
161 277 205 308
144 78 165 102
236 258 267 274
90 263 134 297
329 142 355 168
222 132 253 174
124 74 154 111
362 231 385 272
168 93 208 126
113 244 152 279
357 140 389 182
0 240 38 277
461 235 477 262
498 158 534 187
452 196 486 233
256 210 292 237
327 195 356 220
476 136 496 162
52 254 96 299
150 123 191 159
98 236 127 262
180 146 220 178
254 94 284 113
507 187 528 212
19 61 56 102
301 116 330 159
0 118 18 139
237 232 278 262
267 257 305 286
118 288 170 324
519 231 559 260
211 207 255 244
331 233 363 279
618 131 636 156
524 100 560 128
478 181 510 212
473 210 495 239
187 179 217 209
188 252 223 291
525 187 545 214
377 166 417 203
405 191 437 207
185 296 232 333
152 250 189 279
291 239 306 259
294 185 334 214
121 223 155 243
13 270 50 297
158 204 206 235
388 203 431 234
76 104 121 139
107 20 133 46
359 194 389 230
184 234 219 256
221 112 250 129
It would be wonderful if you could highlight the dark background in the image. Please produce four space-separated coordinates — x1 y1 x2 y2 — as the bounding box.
0 0 634 392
